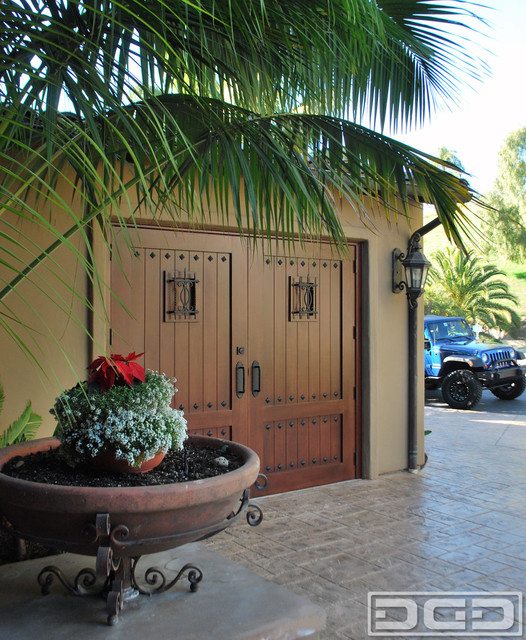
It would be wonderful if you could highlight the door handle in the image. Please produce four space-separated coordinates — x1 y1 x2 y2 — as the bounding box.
236 361 245 398
251 361 261 397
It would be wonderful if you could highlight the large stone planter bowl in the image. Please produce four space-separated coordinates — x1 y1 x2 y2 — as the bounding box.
0 435 260 557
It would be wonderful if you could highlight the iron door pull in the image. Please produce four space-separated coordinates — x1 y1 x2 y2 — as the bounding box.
251 361 261 397
236 361 245 398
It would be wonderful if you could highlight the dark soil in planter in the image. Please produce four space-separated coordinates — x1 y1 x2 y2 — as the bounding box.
0 440 243 565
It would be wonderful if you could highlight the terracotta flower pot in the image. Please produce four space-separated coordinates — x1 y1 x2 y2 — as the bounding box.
91 449 166 474
0 435 260 557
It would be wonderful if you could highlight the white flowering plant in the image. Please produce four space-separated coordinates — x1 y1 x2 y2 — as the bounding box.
51 353 187 468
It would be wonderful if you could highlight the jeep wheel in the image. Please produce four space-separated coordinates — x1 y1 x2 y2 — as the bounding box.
442 370 483 409
490 376 526 400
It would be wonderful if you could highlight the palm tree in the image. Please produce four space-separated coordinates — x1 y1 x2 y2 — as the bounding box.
1 0 488 362
425 248 520 333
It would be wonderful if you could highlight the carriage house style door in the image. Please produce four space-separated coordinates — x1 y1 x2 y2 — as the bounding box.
111 226 360 494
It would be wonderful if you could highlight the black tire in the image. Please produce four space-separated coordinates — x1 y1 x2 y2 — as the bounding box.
490 375 526 400
441 369 483 409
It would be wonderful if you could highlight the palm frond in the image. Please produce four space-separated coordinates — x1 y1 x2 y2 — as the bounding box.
0 0 491 365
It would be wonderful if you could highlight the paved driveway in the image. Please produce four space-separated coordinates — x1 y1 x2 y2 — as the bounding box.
206 388 526 638
425 385 526 456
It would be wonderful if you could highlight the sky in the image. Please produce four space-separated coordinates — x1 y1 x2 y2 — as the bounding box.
393 0 526 195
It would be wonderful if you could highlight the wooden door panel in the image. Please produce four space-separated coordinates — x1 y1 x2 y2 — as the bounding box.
111 230 237 441
248 249 356 494
111 227 359 495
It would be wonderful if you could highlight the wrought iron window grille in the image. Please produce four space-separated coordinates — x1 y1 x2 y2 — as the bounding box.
289 275 318 320
164 270 199 321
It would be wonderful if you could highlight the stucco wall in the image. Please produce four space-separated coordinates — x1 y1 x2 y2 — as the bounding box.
0 186 426 477
1 198 90 440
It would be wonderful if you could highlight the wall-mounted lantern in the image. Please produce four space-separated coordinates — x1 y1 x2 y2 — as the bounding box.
391 228 434 474
392 239 431 309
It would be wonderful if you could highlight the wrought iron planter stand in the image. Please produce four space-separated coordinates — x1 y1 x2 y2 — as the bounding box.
37 492 262 625
0 436 263 625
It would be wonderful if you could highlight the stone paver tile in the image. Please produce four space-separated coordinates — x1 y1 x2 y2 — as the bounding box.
465 556 518 576
493 543 526 562
475 531 526 550
420 530 492 552
424 567 486 589
394 540 459 560
285 544 349 567
345 563 441 591
306 552 381 583
490 566 526 589
467 511 526 532
479 552 526 573
437 544 493 567
392 552 465 576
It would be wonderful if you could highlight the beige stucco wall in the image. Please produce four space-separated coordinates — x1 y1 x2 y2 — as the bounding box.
0 196 90 440
0 181 426 478
337 198 426 478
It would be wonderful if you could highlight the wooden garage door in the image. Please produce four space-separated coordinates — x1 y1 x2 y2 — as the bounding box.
246 250 358 493
110 226 359 494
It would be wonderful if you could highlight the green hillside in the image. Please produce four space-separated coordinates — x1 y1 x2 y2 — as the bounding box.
421 209 526 349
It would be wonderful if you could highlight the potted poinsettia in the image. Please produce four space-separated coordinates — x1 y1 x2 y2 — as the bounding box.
51 352 187 473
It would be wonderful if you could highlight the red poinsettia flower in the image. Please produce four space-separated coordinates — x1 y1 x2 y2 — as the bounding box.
88 352 146 391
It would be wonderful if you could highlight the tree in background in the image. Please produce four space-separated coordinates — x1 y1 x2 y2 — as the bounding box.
425 247 520 334
482 128 526 261
437 147 466 173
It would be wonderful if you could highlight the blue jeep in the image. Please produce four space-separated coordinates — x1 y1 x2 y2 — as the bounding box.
424 315 526 409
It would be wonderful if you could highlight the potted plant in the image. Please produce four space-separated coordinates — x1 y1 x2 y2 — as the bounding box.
51 352 187 473
0 353 262 624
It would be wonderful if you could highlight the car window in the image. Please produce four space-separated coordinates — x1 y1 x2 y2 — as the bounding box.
427 319 472 340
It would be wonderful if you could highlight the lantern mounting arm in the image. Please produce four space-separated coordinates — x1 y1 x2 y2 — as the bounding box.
408 217 442 253
392 217 439 308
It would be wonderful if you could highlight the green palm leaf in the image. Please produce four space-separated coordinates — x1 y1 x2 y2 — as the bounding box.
0 0 490 366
